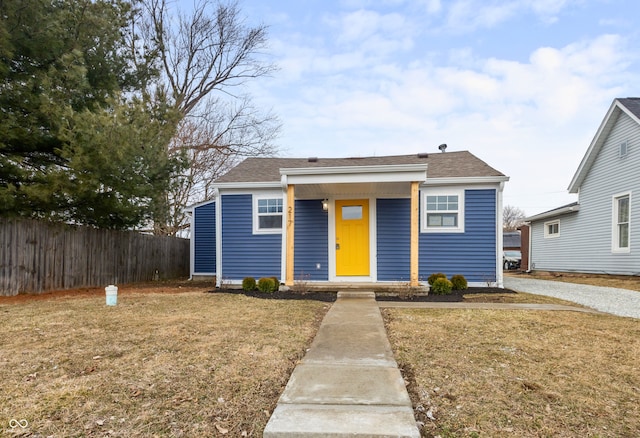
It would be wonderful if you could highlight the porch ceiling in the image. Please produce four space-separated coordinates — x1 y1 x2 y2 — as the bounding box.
294 181 411 199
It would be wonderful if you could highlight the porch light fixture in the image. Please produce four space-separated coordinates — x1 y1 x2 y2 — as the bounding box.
322 199 329 211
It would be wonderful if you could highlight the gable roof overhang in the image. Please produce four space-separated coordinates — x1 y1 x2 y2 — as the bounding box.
525 202 580 223
568 98 640 193
280 163 428 199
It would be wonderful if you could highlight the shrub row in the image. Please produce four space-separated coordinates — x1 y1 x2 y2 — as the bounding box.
427 273 468 295
242 277 279 293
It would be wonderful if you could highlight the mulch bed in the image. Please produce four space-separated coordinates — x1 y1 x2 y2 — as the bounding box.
211 287 517 303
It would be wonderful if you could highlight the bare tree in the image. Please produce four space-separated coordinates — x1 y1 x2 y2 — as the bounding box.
137 0 281 235
143 0 276 116
503 205 526 231
163 97 280 235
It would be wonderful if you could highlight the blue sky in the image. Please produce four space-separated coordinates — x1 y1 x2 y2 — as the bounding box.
201 0 640 216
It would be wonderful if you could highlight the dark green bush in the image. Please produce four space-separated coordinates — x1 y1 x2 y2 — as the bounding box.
450 274 468 290
427 272 447 285
257 277 278 293
242 277 256 291
431 277 453 295
271 277 280 290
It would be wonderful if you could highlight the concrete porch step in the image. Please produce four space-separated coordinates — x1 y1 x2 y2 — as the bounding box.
263 404 419 438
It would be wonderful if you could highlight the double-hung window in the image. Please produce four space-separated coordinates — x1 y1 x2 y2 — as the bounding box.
253 195 283 234
422 189 465 233
544 220 560 238
613 193 630 252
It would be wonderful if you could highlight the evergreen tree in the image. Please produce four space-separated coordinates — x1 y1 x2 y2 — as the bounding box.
0 0 179 229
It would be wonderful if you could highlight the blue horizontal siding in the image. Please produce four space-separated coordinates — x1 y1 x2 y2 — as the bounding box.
294 200 329 281
194 202 216 273
377 199 411 281
221 194 282 280
419 189 497 283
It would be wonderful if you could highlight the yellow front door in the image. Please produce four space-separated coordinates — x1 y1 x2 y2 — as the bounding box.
335 199 370 276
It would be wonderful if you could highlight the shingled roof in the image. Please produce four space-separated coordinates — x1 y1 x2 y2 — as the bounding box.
618 97 640 119
215 151 505 184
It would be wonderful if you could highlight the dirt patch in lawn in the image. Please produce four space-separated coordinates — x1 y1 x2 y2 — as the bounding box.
385 308 640 438
0 291 328 437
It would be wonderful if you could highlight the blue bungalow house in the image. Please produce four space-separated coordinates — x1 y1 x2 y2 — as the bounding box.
187 150 509 288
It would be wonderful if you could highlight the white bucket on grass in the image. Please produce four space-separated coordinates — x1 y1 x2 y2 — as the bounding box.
105 285 118 306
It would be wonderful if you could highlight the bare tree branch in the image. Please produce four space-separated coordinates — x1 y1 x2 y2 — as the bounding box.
503 205 526 231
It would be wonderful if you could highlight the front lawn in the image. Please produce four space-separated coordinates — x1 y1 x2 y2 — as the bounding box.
384 308 640 437
0 290 328 436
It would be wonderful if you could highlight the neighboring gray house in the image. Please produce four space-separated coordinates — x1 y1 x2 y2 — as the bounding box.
526 97 640 275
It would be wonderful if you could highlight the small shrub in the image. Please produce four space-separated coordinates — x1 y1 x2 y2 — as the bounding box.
450 274 468 290
242 277 256 291
431 277 453 295
427 272 447 286
257 277 278 293
271 277 280 291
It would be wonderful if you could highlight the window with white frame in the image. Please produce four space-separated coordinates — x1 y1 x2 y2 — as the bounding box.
613 193 630 252
544 220 560 238
253 195 283 234
422 189 465 233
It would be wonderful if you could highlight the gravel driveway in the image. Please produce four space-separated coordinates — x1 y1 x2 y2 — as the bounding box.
504 276 640 319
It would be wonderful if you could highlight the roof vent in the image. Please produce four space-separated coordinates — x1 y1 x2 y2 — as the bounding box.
438 143 447 153
417 153 429 158
308 157 318 162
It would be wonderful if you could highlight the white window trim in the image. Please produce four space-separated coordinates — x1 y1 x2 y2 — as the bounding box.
421 188 465 233
612 191 631 253
253 193 284 235
544 220 560 239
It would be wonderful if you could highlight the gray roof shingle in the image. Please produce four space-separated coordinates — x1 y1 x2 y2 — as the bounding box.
619 97 640 119
215 151 505 184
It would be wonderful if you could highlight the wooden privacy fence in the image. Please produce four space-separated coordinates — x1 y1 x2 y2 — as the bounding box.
0 219 190 296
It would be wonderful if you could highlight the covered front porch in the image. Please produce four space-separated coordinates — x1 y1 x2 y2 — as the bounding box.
280 163 428 287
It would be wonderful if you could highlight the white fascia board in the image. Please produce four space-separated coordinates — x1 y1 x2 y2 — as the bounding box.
213 181 282 191
184 198 217 213
421 176 509 186
281 164 428 185
525 204 580 222
567 99 629 193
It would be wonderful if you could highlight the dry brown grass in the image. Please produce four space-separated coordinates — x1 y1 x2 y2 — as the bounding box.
463 291 587 307
0 290 328 437
514 271 640 292
384 308 640 437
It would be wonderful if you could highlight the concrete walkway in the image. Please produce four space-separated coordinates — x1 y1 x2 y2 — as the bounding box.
263 291 420 438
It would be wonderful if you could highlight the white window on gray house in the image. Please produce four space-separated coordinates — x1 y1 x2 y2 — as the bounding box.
253 196 283 233
613 193 630 252
422 189 465 233
544 220 560 238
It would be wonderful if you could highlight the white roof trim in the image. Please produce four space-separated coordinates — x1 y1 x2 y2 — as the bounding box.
525 204 580 222
281 164 428 185
280 163 428 176
184 198 216 213
213 181 282 190
568 99 640 193
421 176 509 185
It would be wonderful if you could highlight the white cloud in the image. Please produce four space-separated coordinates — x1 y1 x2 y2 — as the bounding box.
442 0 581 32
